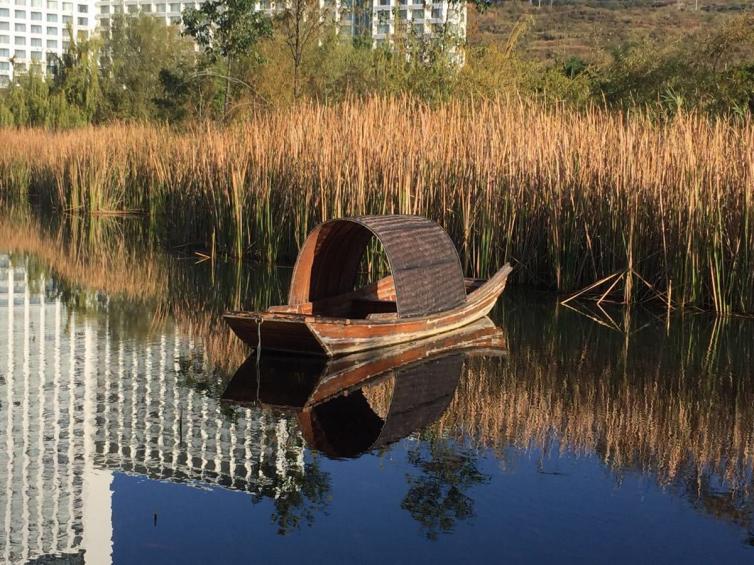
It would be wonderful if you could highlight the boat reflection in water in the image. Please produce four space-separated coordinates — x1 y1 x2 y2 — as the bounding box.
222 318 506 458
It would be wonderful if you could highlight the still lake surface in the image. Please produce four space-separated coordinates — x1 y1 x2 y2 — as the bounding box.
1 218 753 564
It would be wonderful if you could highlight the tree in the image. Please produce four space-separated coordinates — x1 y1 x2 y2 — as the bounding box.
182 0 273 118
49 26 103 123
401 440 488 540
100 14 197 121
275 0 335 99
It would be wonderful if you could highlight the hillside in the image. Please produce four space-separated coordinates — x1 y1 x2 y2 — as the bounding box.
469 0 754 62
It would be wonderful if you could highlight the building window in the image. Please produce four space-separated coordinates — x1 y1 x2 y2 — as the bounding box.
0 47 8 56
46 25 56 33
62 14 71 22
99 4 108 13
412 22 423 33
0 7 8 15
14 23 25 31
77 3 85 11
30 37 41 46
379 0 389 5
46 38 55 47
0 22 7 30
62 1 71 10
47 12 56 21
376 23 389 34
14 9 25 17
411 9 422 19
142 4 151 11
14 49 26 58
169 3 179 12
30 49 41 60
431 7 441 18
14 36 24 45
47 0 58 8
30 24 41 32
156 3 165 12
77 16 85 24
15 0 26 6
30 0 41 6
127 4 138 13
0 61 8 70
169 16 180 24
30 9 41 18
0 35 8 44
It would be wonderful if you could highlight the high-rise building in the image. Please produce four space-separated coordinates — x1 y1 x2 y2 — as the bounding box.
0 0 467 85
0 0 94 86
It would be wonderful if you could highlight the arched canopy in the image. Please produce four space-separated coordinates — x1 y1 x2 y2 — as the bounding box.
288 215 467 318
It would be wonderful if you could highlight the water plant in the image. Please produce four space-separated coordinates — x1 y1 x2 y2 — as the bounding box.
1 96 753 313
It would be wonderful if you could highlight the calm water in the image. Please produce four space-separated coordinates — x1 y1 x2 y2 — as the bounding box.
1 218 754 564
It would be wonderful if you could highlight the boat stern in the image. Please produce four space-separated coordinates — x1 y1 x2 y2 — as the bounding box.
223 312 330 356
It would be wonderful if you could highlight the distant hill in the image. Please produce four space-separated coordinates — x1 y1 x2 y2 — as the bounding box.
469 0 754 62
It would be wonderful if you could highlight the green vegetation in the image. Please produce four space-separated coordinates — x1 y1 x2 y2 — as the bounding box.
1 99 753 313
0 7 753 122
1 4 754 314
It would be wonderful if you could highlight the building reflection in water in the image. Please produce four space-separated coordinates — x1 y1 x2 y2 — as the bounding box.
0 255 305 564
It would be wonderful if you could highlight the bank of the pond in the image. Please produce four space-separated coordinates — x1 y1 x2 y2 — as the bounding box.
1 98 753 313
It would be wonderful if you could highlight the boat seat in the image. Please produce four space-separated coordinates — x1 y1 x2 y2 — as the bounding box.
350 298 397 319
365 312 399 321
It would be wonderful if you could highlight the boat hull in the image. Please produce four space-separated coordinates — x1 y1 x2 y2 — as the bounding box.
224 264 512 357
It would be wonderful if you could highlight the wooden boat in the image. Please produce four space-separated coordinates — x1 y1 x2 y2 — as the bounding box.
224 215 512 357
222 318 506 458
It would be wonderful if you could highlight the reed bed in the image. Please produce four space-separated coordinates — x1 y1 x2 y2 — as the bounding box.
1 98 752 313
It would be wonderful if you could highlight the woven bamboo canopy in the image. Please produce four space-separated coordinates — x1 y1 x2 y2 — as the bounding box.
288 215 467 318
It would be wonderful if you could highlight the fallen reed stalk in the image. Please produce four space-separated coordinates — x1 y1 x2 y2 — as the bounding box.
1 97 753 313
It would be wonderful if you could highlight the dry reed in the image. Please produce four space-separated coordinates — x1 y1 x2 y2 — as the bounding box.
1 98 753 312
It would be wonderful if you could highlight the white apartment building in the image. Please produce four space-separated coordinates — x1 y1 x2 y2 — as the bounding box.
0 0 94 85
368 0 466 46
0 0 466 85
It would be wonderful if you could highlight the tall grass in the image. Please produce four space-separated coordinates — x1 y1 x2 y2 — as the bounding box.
1 97 753 312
